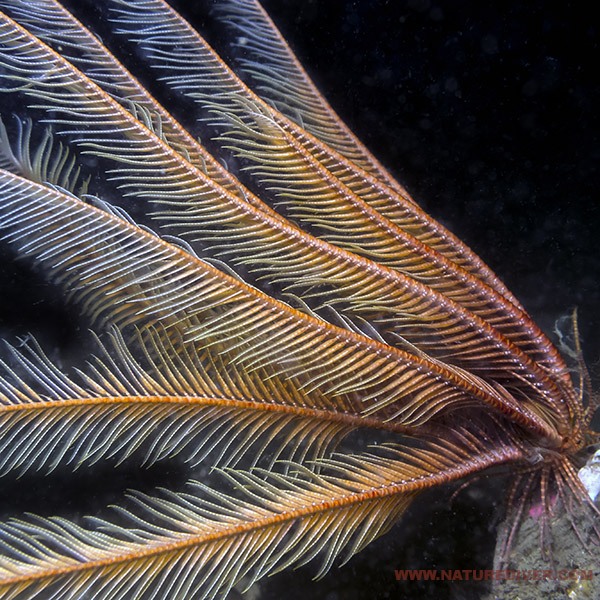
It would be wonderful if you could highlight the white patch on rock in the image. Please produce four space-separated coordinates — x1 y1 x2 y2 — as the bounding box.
578 449 600 501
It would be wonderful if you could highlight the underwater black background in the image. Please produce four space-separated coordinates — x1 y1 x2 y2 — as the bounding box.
0 1 598 599
259 3 599 598
259 0 600 362
259 4 600 599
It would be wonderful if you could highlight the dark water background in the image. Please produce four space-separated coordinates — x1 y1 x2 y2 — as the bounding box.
0 1 598 599
257 3 599 598
256 2 600 598
259 0 600 360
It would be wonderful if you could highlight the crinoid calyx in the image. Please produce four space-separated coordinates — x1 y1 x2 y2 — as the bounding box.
0 1 598 599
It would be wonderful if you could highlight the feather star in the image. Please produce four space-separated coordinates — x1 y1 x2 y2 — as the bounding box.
0 1 598 599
